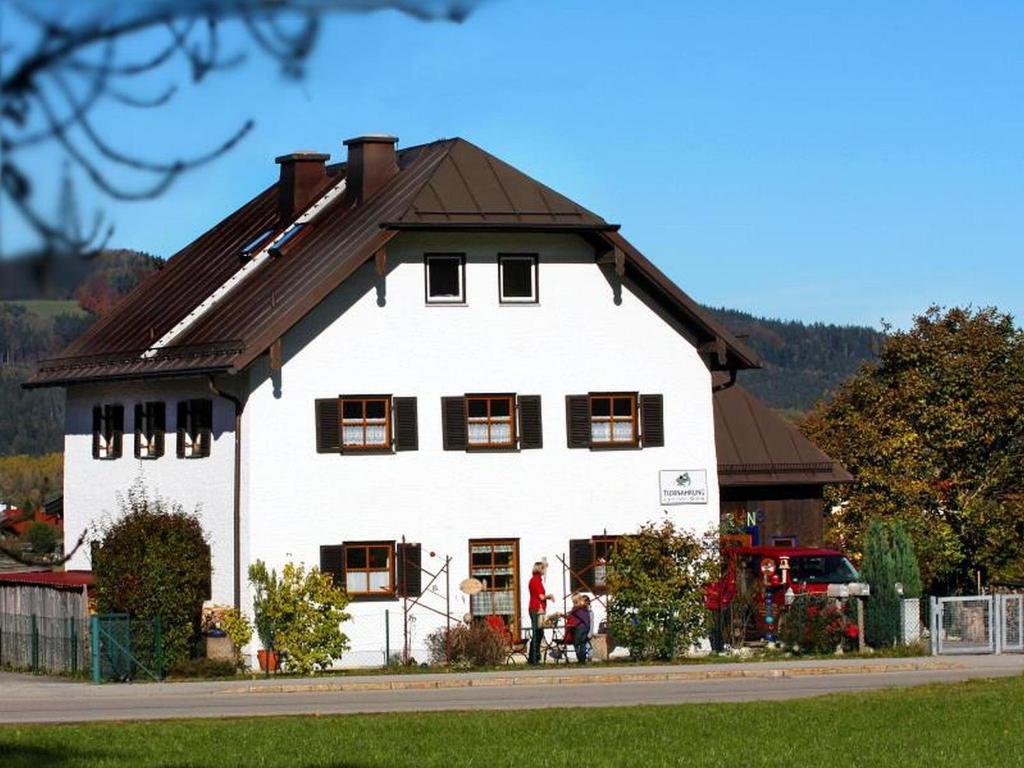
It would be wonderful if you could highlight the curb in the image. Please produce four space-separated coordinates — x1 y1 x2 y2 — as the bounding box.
222 660 963 696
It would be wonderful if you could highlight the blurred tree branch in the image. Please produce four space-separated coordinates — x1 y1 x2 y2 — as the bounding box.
1 0 481 265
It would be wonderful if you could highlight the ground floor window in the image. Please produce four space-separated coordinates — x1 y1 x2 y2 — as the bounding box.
344 541 395 597
570 535 622 593
469 539 520 632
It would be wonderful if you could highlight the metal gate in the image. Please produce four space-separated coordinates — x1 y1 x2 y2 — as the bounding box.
996 594 1024 654
90 614 165 682
931 596 994 654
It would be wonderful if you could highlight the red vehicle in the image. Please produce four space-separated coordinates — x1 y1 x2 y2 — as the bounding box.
706 545 862 645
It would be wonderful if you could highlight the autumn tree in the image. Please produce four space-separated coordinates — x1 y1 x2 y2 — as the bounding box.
803 306 1024 592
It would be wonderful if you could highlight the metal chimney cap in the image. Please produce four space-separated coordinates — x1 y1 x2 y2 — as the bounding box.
343 134 399 146
275 152 331 164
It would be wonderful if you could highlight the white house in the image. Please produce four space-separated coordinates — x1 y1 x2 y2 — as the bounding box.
28 135 785 665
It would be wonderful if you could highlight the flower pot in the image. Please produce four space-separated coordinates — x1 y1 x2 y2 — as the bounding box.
257 649 279 672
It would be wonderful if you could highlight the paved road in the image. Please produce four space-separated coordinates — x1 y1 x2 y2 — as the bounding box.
1 656 1022 724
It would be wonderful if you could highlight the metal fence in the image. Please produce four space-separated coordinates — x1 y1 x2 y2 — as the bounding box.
929 594 1024 655
90 613 165 682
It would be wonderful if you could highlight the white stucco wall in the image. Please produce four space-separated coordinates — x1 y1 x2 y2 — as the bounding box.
242 232 722 665
63 380 236 603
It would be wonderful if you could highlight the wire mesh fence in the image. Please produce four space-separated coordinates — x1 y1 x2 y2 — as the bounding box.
90 614 165 682
998 594 1023 653
0 611 88 675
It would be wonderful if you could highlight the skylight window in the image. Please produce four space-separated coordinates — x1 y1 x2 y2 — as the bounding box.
269 223 305 257
238 229 274 261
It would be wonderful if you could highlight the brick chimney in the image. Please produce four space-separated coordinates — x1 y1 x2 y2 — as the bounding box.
275 151 331 222
343 135 398 205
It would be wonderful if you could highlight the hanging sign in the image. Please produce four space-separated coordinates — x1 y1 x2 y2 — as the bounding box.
659 469 709 505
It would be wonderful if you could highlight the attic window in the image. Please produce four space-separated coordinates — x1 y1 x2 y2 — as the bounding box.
269 223 305 257
425 254 465 304
239 229 274 260
499 255 538 303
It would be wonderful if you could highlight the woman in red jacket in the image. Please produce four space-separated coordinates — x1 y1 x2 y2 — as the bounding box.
528 560 554 665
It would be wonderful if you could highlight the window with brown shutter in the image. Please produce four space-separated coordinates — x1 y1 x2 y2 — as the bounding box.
92 404 124 460
134 402 166 459
565 395 591 449
569 535 621 594
518 395 543 450
466 394 516 449
315 399 341 453
639 393 665 447
395 542 422 597
320 544 344 587
177 399 212 458
343 541 395 600
393 397 419 452
589 393 638 448
340 396 391 451
469 539 521 634
441 396 468 450
315 396 418 454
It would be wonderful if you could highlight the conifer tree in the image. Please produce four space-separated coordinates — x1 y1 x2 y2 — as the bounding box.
861 520 900 646
890 522 923 599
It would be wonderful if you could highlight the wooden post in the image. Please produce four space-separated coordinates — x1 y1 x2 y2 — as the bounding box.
857 598 866 652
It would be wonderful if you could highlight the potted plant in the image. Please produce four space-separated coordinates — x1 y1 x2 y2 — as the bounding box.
249 560 280 672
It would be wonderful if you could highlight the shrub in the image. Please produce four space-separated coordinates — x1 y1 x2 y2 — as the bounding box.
248 559 350 674
24 521 57 554
606 520 719 661
779 595 850 654
202 605 253 668
92 482 211 668
166 657 237 679
426 621 507 667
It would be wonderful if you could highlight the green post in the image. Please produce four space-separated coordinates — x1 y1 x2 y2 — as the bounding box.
154 616 164 679
90 615 101 683
30 615 39 672
69 616 78 675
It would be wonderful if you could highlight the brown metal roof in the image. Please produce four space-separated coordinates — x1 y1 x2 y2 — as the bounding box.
714 379 852 487
26 137 759 387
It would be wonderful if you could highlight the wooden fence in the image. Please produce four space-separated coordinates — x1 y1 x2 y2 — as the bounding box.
0 581 89 674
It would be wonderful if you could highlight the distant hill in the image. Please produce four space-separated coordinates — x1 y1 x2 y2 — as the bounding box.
704 306 884 414
0 249 161 456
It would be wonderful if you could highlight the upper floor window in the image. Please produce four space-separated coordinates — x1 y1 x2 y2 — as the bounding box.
441 394 543 452
134 401 166 459
91 404 124 460
314 396 418 454
466 395 516 448
589 393 637 446
177 399 212 458
341 396 391 449
425 254 465 304
498 254 538 304
565 392 664 450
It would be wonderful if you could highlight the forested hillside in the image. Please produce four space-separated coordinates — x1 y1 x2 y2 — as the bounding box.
704 307 884 414
0 249 160 457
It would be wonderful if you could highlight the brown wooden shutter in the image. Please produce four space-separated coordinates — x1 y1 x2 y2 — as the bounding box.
92 405 101 459
111 405 124 459
197 399 213 457
153 402 166 457
314 398 341 453
640 393 664 448
176 401 187 458
518 395 543 449
569 538 595 592
392 397 418 452
133 403 144 459
395 542 422 597
565 395 591 449
320 544 345 588
441 396 467 451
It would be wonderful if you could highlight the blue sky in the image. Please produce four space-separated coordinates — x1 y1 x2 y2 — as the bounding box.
4 1 1023 327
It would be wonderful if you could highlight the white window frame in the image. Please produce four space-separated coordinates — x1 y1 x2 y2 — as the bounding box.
498 254 538 304
425 254 466 304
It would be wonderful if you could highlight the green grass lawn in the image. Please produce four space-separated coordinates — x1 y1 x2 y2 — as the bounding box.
0 299 86 319
2 676 1023 768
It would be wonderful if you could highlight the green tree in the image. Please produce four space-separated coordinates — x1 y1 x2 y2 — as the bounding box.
890 522 923 599
606 520 718 661
861 520 900 647
249 559 350 675
803 306 1024 591
24 521 57 555
93 482 211 668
